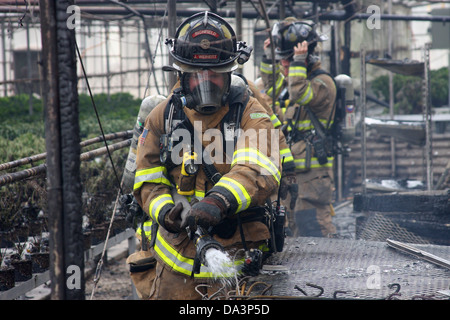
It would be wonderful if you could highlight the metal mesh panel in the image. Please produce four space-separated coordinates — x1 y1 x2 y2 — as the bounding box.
356 213 431 244
355 211 450 246
254 237 450 300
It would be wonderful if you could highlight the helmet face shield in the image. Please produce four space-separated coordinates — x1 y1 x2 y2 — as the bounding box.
182 69 230 115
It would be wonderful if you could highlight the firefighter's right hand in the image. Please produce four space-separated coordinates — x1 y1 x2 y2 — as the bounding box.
159 202 184 233
184 194 227 232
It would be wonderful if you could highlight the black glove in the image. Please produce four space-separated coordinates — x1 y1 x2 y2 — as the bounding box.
184 193 228 232
279 171 299 210
158 202 183 233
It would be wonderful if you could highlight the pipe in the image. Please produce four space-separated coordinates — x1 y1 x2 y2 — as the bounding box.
0 139 131 186
0 130 132 172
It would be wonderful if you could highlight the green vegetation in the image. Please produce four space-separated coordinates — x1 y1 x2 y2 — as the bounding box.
0 92 141 163
371 67 449 114
0 92 142 232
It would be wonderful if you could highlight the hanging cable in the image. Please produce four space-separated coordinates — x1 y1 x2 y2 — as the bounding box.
143 4 168 98
74 40 124 196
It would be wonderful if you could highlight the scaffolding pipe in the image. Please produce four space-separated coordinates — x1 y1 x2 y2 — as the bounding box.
3 4 450 22
0 130 132 172
360 47 367 194
0 139 131 186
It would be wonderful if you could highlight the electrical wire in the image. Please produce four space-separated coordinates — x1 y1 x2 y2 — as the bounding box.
75 40 124 196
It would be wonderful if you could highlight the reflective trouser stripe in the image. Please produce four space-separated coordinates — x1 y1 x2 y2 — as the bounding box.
294 157 334 169
293 118 332 131
280 148 294 164
137 220 153 239
154 231 236 278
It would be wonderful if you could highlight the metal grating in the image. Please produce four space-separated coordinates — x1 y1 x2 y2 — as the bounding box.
355 211 450 246
255 237 450 300
356 213 431 245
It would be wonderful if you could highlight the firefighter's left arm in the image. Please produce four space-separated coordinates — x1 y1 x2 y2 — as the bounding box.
207 98 282 215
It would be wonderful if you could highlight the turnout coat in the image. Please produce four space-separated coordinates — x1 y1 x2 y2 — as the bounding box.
133 90 281 279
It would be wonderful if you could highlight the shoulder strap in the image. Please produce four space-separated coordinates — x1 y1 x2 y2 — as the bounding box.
163 96 186 134
163 87 250 185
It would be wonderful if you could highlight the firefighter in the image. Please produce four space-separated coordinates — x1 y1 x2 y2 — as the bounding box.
260 18 337 237
133 11 281 300
231 74 297 218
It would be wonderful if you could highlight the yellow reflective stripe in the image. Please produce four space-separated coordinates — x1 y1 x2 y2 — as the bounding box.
260 61 280 75
295 119 313 131
149 194 174 222
280 148 294 163
294 157 334 169
266 74 284 98
137 220 153 238
270 114 282 128
295 118 331 131
134 166 172 190
154 231 236 278
232 148 281 184
295 83 313 105
288 65 307 78
215 176 251 213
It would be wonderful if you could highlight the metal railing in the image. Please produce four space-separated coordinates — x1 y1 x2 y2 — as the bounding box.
0 227 136 300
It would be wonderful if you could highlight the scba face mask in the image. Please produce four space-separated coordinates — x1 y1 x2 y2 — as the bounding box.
181 70 230 115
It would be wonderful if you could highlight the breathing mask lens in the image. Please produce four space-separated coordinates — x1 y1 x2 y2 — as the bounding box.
184 70 229 115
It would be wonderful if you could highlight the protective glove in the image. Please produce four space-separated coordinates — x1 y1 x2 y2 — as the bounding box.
158 202 184 233
279 171 299 210
184 193 228 232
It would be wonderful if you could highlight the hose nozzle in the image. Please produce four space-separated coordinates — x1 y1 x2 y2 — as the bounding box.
189 226 225 275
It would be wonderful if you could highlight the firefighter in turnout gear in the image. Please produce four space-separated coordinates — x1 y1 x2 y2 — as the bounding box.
260 18 337 237
133 11 282 300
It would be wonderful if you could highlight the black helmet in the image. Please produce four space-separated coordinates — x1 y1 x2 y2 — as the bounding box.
272 20 327 60
167 11 242 72
166 12 252 115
